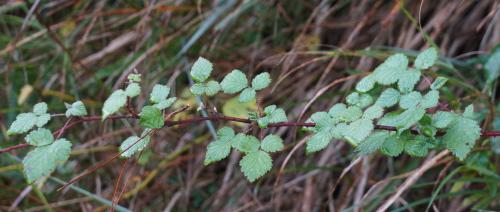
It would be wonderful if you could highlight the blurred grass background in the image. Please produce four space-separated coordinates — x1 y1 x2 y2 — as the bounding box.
0 0 499 211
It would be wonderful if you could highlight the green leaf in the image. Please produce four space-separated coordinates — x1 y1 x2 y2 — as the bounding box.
404 135 431 157
7 113 37 135
25 128 54 146
33 102 48 115
190 83 205 96
432 111 456 128
36 114 51 127
306 129 333 153
239 88 256 103
380 135 404 157
463 104 474 119
23 139 72 183
127 74 141 82
421 90 439 109
399 91 422 109
257 117 269 128
397 69 421 93
328 103 347 121
102 89 127 120
414 47 438 70
343 118 374 145
372 53 408 85
357 94 373 109
65 101 87 118
220 70 248 94
120 133 151 158
190 57 213 82
376 88 400 108
239 150 272 182
261 134 284 153
431 77 448 90
394 107 426 132
232 134 260 153
125 82 141 97
310 112 336 130
139 106 164 129
355 131 390 155
356 75 375 92
443 117 481 160
204 140 232 165
486 48 500 82
264 105 288 123
346 92 360 105
341 106 363 122
150 84 170 103
252 72 271 90
217 127 235 142
153 97 176 110
363 105 384 120
205 80 221 96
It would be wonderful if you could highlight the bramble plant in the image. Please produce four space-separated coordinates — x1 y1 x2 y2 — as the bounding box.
3 48 493 185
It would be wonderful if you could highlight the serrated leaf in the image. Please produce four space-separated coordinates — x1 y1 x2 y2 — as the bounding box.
372 53 408 85
23 139 72 183
7 113 37 135
120 134 151 158
239 150 272 182
217 127 235 142
443 117 481 160
65 101 87 118
190 57 213 82
421 90 439 109
355 131 390 155
33 102 48 115
204 140 232 165
125 83 141 97
404 136 431 157
102 89 127 120
25 128 54 146
251 72 271 90
356 75 375 92
357 94 373 109
127 74 141 83
306 129 333 153
232 134 260 153
346 92 360 105
310 112 336 130
150 84 170 103
257 116 269 128
431 77 448 90
397 69 421 93
341 106 363 122
377 111 400 127
463 104 474 119
35 114 51 127
220 70 248 94
328 103 347 121
432 111 456 128
153 97 176 110
139 106 164 129
205 80 221 96
261 134 284 153
190 83 205 96
399 91 422 109
380 135 404 157
363 105 384 120
239 88 256 103
343 118 374 145
415 47 438 70
394 107 426 132
264 105 287 123
376 88 400 108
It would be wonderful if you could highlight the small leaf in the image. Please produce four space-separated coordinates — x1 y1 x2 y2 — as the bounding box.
7 113 37 135
372 53 408 85
355 131 390 155
232 134 260 153
190 57 213 82
431 77 448 90
341 106 363 122
120 134 151 158
257 117 269 128
399 91 422 109
443 117 481 160
431 111 456 128
251 72 271 90
217 127 235 142
102 89 127 120
239 150 272 182
346 92 360 105
239 88 256 103
65 101 87 118
463 104 474 119
404 136 431 157
204 140 231 165
35 114 51 127
414 47 438 70
363 105 384 120
356 75 375 92
127 74 141 83
139 106 164 129
343 118 374 145
380 135 404 157
23 139 72 183
150 84 170 103
421 90 439 109
264 105 288 123
125 83 141 97
397 69 421 93
357 94 373 109
376 88 400 108
261 134 284 153
377 111 400 127
394 107 426 132
190 83 205 96
33 102 48 115
306 129 333 153
153 97 176 110
205 80 221 96
220 70 248 94
25 128 54 146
